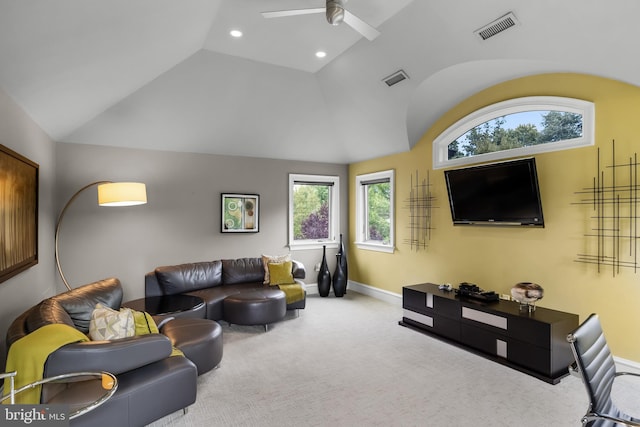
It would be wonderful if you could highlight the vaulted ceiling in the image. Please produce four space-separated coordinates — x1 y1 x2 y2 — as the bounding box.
1 0 639 164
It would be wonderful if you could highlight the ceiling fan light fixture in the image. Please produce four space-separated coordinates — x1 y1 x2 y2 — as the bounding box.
326 0 345 25
260 0 379 41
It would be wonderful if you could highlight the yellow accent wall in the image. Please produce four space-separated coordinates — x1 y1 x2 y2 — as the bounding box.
349 73 640 362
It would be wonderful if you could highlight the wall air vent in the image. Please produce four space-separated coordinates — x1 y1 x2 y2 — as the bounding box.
383 70 409 87
474 12 518 41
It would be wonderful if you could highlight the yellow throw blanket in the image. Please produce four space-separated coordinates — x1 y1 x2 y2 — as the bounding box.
3 324 89 404
132 310 183 357
277 284 305 304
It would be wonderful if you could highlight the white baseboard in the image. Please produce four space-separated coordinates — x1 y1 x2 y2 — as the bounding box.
303 281 401 304
302 283 318 295
345 280 401 305
615 356 640 373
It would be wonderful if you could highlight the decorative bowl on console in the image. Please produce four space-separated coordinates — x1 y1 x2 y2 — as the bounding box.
510 282 544 313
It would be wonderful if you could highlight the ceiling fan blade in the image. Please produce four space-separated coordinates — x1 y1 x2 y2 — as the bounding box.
262 8 325 19
343 10 380 41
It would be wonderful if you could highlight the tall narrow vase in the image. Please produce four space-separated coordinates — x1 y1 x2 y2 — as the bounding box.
333 253 347 297
317 245 331 297
338 233 348 293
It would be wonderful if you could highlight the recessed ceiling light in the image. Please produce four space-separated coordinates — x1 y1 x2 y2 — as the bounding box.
230 30 243 38
315 51 327 58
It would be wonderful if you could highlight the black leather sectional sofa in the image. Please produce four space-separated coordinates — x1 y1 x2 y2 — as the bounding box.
5 278 198 427
144 257 306 321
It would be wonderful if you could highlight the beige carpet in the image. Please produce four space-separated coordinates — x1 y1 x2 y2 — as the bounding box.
149 291 639 427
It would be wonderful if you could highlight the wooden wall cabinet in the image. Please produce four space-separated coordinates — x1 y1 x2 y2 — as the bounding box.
400 283 579 384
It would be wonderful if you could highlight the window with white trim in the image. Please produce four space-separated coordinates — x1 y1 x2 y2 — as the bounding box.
433 96 595 169
355 170 394 253
288 174 340 250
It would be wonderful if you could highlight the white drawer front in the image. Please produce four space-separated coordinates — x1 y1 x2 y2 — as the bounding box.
462 307 507 330
496 339 508 358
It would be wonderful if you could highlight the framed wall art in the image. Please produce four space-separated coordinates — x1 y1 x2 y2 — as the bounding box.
0 144 39 283
221 193 259 233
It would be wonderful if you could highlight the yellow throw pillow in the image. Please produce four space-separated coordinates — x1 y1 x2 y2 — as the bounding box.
262 253 291 284
131 311 184 357
268 261 295 285
132 310 159 335
89 303 135 341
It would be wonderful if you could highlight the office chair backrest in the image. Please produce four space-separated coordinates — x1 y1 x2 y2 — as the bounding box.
567 313 623 426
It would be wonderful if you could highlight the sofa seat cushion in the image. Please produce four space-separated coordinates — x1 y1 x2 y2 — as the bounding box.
161 318 223 375
223 289 287 326
187 282 263 320
155 261 222 295
274 283 305 304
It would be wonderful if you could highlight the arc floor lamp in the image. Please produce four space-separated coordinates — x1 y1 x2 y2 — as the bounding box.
55 181 147 291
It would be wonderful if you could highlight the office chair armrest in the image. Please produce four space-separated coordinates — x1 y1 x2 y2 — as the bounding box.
583 413 640 427
568 363 640 380
616 371 640 380
585 373 640 427
568 362 581 378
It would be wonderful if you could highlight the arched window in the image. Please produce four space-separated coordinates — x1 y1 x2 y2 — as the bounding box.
432 96 595 169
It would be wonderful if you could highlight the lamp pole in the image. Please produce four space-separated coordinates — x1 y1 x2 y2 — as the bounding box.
55 181 147 291
55 181 111 291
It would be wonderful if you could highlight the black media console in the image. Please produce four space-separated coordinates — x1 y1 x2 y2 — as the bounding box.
399 283 579 384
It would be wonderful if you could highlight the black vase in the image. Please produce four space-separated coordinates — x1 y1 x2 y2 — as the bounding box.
333 253 347 297
338 234 348 293
317 245 331 297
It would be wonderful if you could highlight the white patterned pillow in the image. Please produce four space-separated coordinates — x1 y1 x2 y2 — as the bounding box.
89 303 135 341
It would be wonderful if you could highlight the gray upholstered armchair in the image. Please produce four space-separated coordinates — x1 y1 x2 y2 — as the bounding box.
567 313 640 427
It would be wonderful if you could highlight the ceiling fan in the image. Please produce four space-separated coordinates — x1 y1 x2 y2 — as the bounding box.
261 0 380 41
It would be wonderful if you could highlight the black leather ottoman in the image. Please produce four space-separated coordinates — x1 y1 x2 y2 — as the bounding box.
223 289 287 331
161 317 223 375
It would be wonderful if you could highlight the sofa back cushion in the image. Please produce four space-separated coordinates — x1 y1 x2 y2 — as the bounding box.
6 299 76 347
155 261 223 295
222 258 264 285
52 278 124 333
6 278 123 344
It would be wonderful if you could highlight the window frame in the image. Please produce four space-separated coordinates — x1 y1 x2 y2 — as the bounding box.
288 173 340 250
432 96 595 169
355 169 395 253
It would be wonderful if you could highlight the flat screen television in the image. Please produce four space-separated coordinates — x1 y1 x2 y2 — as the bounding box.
444 158 544 227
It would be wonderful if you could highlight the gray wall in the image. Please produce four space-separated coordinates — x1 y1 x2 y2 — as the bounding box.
0 89 347 369
55 142 348 301
0 88 57 368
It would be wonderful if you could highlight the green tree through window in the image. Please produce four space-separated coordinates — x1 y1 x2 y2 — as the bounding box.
289 173 339 249
366 182 391 243
293 183 329 240
356 169 394 253
448 111 583 159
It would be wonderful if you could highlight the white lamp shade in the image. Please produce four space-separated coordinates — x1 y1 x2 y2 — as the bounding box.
97 182 147 206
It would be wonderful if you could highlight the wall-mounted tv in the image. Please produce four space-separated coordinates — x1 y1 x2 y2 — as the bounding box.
444 158 544 227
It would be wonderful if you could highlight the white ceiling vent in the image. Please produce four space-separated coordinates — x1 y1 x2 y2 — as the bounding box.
383 70 409 87
474 12 519 41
